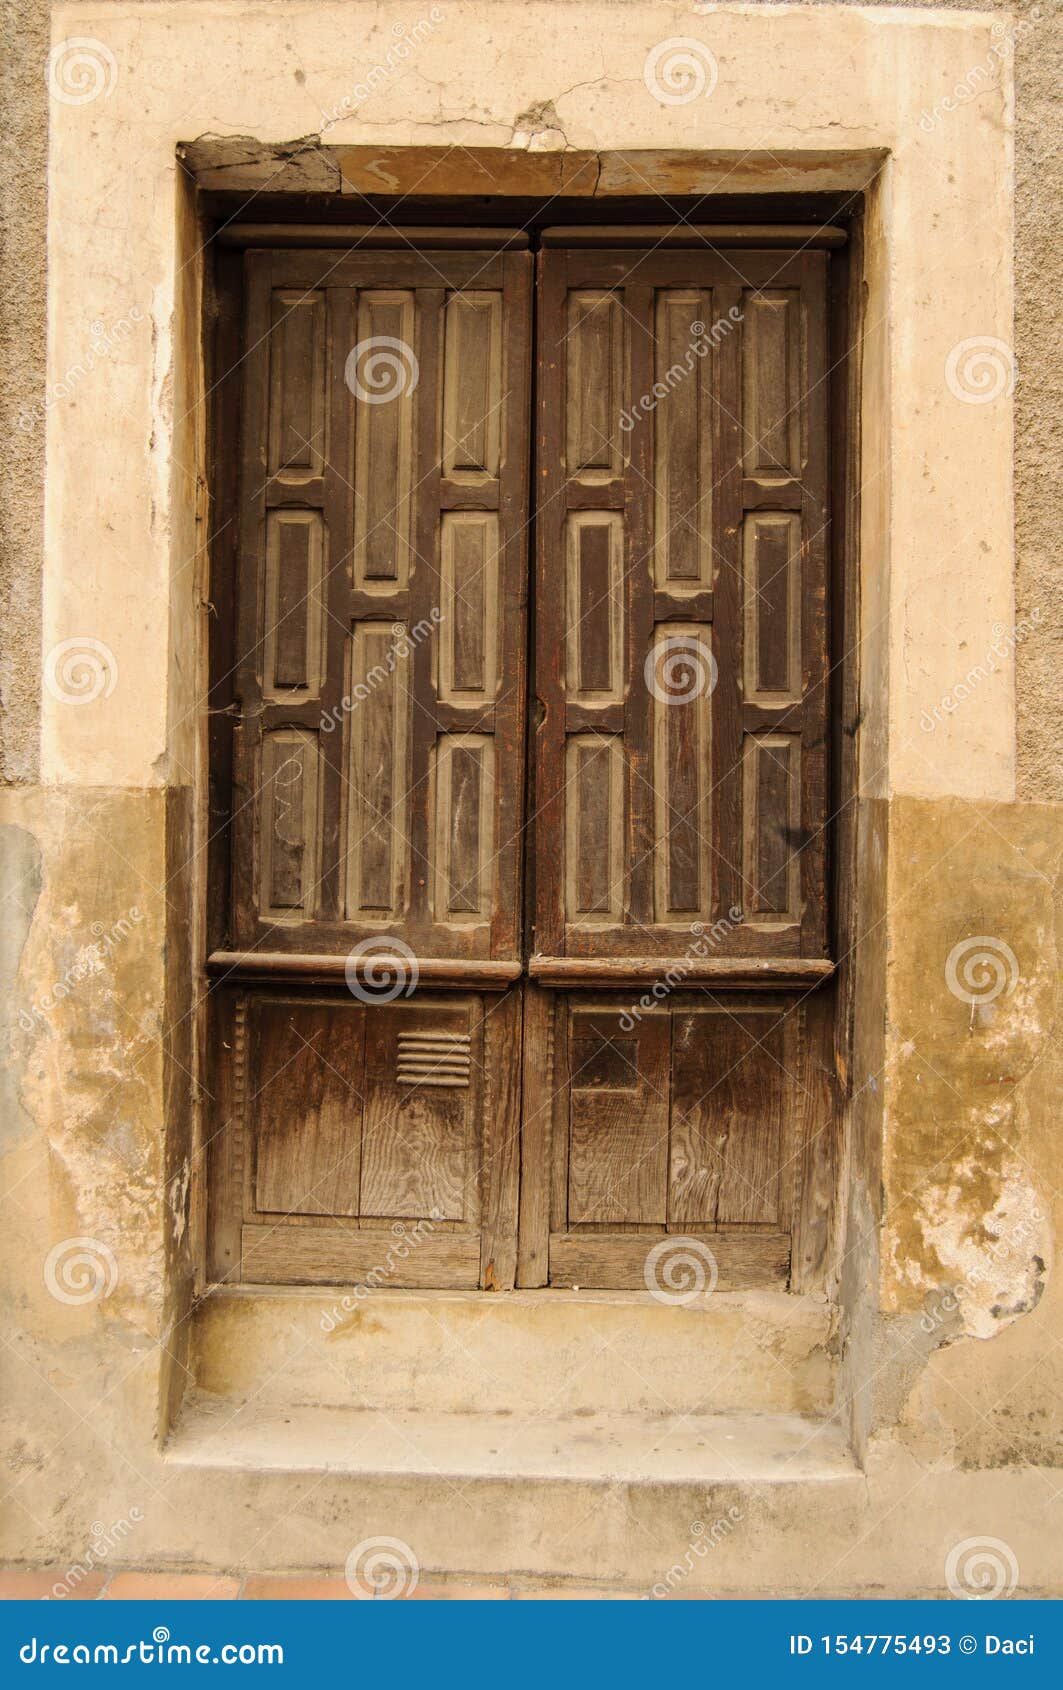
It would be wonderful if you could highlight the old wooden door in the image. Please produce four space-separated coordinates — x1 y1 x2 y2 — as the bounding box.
206 230 835 1297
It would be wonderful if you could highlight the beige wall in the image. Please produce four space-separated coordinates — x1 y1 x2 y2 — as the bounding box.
1 0 1060 1590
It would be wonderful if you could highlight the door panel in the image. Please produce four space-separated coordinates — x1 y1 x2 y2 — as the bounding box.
520 241 834 1292
532 246 829 967
520 994 811 1292
231 244 532 965
208 985 522 1289
207 232 836 1298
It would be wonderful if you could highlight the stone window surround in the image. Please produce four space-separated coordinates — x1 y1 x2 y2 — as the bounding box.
40 3 1015 1447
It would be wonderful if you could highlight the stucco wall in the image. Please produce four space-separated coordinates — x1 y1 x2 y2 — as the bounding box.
1 0 1060 1592
2 0 1059 797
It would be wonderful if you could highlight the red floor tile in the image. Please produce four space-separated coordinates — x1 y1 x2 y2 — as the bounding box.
103 1573 241 1600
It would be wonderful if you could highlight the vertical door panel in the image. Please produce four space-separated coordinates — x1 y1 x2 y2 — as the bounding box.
533 246 829 964
231 247 532 963
529 240 833 1296
215 242 531 1292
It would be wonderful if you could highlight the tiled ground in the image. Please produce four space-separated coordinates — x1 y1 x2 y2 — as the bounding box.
0 1569 712 1601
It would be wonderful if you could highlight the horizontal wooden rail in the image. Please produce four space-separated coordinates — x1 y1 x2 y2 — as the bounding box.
549 1232 790 1291
208 951 833 991
527 956 835 989
214 224 531 248
206 951 522 990
540 223 847 247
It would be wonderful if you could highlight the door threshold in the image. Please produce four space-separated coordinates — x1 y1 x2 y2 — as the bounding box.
166 1395 858 1487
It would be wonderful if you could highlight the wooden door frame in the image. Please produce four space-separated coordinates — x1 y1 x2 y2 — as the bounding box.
201 207 861 1300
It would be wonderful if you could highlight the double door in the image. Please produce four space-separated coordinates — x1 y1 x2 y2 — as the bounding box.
206 231 834 1295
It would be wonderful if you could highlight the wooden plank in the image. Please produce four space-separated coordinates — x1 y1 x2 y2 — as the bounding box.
548 1232 790 1290
790 994 837 1295
267 289 325 477
516 984 553 1287
442 291 502 479
743 512 801 703
317 286 355 925
344 622 409 920
624 282 655 935
258 729 320 918
565 289 623 479
565 735 623 922
351 290 416 585
360 1001 478 1221
668 1010 786 1227
263 509 323 695
742 733 801 921
334 146 599 200
438 512 498 702
251 998 366 1217
532 247 569 956
567 1009 670 1224
206 951 523 985
798 253 831 957
651 623 712 921
479 989 523 1290
205 990 243 1282
565 512 623 700
712 281 744 931
265 248 513 289
405 284 444 945
490 248 533 961
241 1224 480 1287
217 225 533 249
433 734 494 922
741 287 801 479
540 224 847 248
528 956 834 986
549 996 571 1234
653 289 712 589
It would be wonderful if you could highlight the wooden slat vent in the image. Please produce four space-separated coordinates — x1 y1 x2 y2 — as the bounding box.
396 1030 472 1089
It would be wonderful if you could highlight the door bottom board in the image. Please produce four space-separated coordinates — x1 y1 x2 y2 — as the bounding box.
548 1232 790 1291
240 1225 480 1288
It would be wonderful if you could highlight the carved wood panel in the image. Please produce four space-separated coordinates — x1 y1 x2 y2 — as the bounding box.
231 246 532 964
533 247 829 966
